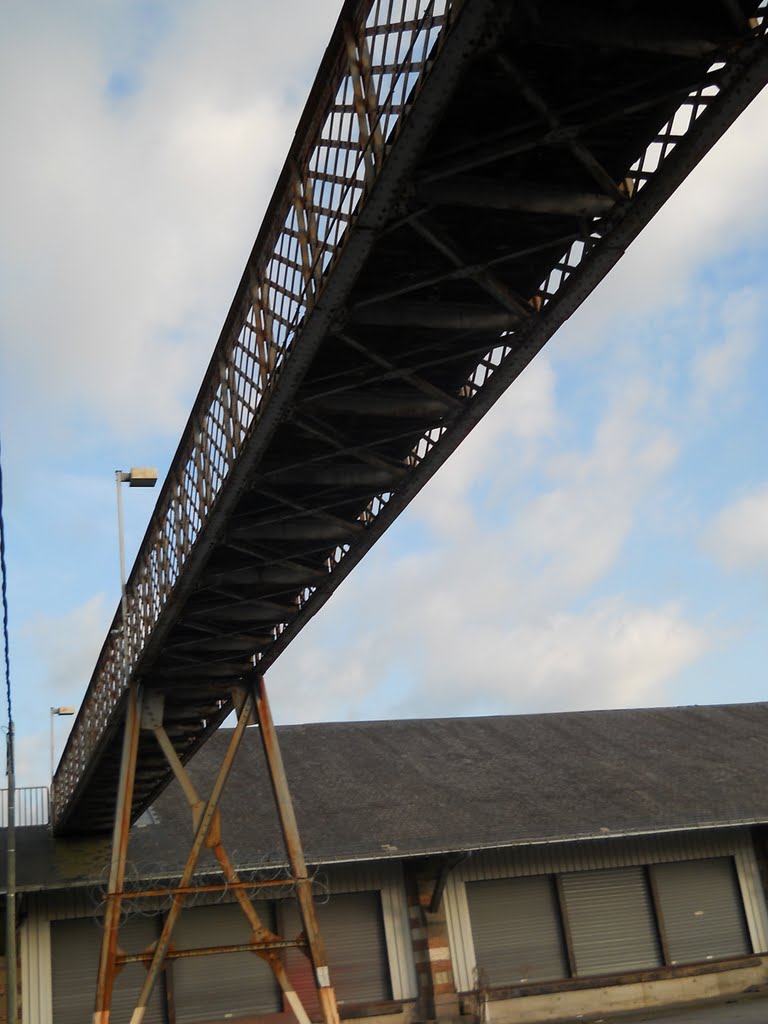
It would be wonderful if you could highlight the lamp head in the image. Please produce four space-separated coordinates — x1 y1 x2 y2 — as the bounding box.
127 467 158 488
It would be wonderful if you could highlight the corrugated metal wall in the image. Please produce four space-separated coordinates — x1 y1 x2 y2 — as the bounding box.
458 830 749 880
24 861 416 1023
446 829 768 992
466 877 567 985
172 903 281 1022
653 859 750 964
20 912 50 1024
50 917 166 1024
281 891 392 1015
559 867 660 975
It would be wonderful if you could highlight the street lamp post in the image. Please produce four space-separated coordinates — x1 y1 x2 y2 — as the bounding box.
50 706 75 784
115 467 158 680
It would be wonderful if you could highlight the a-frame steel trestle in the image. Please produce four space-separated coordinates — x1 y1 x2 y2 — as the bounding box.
94 677 339 1024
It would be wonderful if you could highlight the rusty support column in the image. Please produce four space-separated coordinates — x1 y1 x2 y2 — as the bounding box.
94 684 143 1024
148 697 313 1024
253 674 340 1024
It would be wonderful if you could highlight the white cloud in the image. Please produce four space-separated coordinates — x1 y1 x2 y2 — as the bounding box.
518 382 678 598
405 599 707 716
691 288 760 409
707 485 768 569
14 732 51 793
10 595 110 786
21 593 110 698
0 1 339 442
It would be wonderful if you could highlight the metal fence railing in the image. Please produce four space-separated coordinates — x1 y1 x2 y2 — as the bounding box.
0 787 50 827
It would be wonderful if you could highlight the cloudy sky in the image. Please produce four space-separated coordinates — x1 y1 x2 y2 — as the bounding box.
1 2 767 789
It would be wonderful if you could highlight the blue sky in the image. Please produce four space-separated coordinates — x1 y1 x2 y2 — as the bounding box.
1 2 767 787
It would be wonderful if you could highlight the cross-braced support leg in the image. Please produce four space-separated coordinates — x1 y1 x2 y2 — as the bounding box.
94 679 340 1024
148 694 313 1024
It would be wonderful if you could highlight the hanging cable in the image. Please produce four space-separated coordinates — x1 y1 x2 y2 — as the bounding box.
0 437 11 735
0 435 18 1024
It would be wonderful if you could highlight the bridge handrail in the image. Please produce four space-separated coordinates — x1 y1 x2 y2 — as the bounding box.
0 786 50 828
54 0 454 820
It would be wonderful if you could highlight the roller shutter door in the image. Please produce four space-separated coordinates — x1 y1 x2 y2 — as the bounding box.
652 858 750 964
466 877 568 985
281 891 391 1018
172 902 281 1022
560 867 661 976
51 916 166 1024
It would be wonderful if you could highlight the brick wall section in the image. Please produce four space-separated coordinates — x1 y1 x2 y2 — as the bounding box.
404 861 462 1022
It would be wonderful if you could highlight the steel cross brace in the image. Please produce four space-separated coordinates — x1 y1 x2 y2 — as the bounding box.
93 679 340 1024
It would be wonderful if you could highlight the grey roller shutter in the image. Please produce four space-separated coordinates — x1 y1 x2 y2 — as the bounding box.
466 877 568 986
560 867 661 976
281 891 391 1016
51 916 166 1024
172 902 281 1022
652 858 750 964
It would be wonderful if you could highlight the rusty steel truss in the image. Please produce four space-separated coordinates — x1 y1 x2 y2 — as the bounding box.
54 0 768 835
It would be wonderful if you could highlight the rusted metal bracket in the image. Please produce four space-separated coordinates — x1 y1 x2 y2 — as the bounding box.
429 851 470 913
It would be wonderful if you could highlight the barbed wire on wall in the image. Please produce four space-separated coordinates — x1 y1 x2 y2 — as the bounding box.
89 854 333 926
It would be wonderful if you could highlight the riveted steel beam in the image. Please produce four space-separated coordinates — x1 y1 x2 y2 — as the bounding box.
230 519 363 541
301 389 453 419
350 300 520 330
536 9 723 58
265 463 407 488
418 177 617 217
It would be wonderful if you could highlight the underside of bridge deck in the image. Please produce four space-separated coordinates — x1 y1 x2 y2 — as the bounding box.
54 0 768 835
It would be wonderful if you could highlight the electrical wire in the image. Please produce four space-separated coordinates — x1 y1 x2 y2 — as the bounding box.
0 436 13 771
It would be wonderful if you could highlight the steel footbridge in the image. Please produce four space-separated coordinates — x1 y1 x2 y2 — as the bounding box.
54 0 768 837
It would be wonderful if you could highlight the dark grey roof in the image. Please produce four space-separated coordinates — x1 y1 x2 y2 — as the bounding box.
5 702 768 891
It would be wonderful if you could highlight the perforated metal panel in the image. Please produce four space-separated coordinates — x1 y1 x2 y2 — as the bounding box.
51 917 166 1024
281 891 391 1016
172 902 281 1023
560 867 661 976
466 876 568 985
653 857 750 964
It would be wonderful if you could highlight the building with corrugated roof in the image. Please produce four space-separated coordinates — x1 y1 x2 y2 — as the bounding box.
5 702 768 1023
